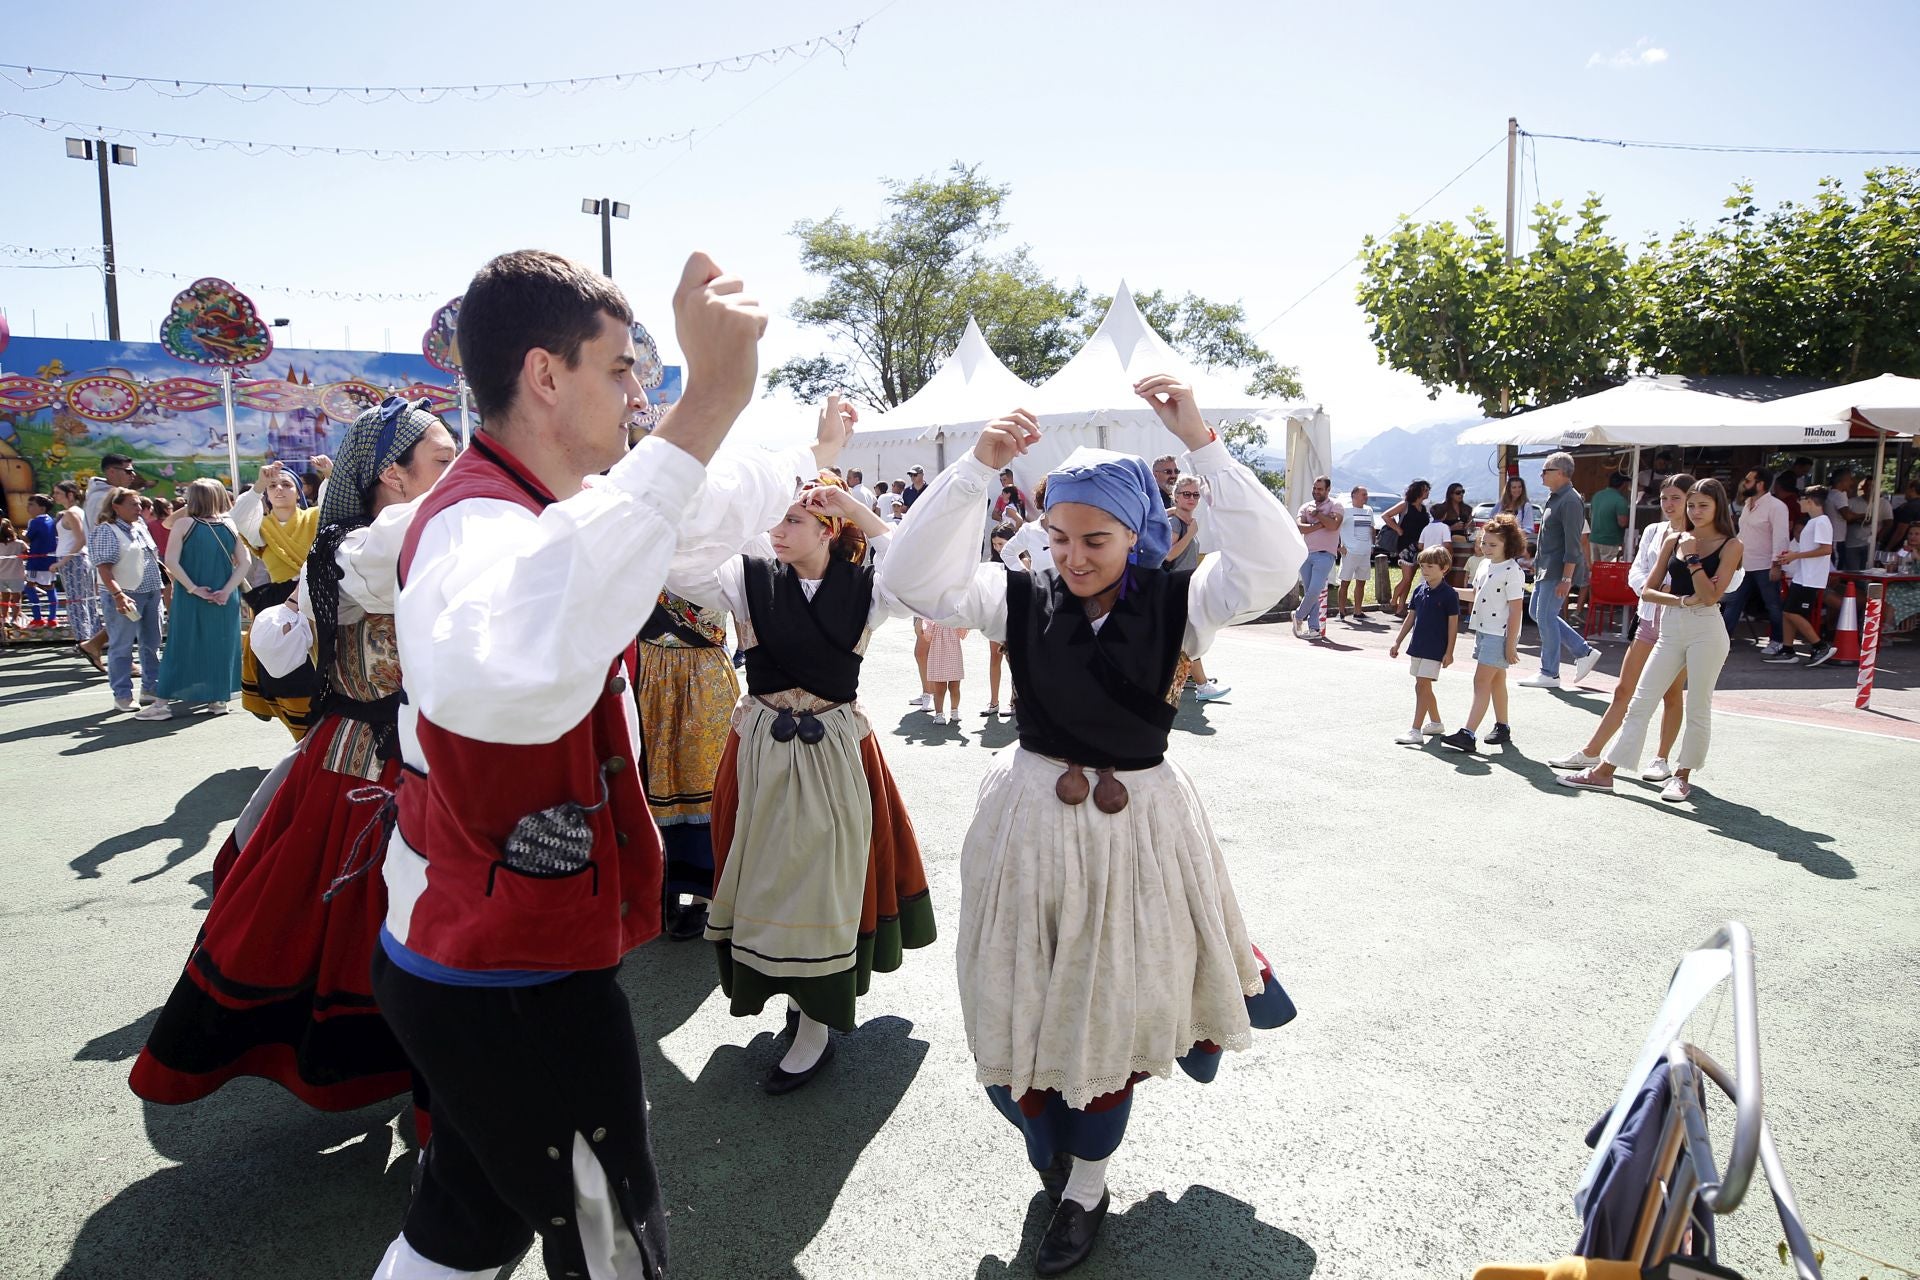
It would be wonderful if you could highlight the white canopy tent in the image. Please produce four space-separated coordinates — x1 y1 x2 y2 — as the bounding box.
834 283 1324 508
1754 373 1920 549
1453 380 1815 449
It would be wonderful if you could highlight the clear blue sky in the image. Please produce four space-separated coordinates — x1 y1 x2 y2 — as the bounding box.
5 0 1918 450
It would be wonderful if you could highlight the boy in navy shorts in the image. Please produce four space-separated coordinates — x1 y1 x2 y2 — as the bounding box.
1389 544 1458 744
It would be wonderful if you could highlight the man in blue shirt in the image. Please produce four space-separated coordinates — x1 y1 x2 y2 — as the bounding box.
1520 451 1603 689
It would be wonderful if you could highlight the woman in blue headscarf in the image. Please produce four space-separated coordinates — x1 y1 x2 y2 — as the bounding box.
880 375 1308 1277
132 398 457 1127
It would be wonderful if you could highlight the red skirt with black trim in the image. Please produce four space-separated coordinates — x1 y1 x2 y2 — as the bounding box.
129 713 411 1112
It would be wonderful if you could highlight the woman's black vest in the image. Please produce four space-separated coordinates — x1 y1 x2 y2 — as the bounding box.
740 554 873 704
1004 566 1192 771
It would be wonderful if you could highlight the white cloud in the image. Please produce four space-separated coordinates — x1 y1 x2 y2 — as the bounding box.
1587 37 1669 70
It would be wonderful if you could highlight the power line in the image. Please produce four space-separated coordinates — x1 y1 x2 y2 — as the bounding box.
1250 134 1507 338
1523 129 1920 157
1 109 697 162
0 19 873 105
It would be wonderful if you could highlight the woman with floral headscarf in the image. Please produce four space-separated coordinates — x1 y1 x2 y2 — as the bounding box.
880 376 1305 1277
675 401 937 1096
132 397 457 1122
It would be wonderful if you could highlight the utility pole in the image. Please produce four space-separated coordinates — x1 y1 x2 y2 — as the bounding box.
1498 116 1518 424
580 198 631 277
66 137 137 341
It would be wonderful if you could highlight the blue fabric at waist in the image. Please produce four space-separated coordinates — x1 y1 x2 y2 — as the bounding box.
378 926 570 988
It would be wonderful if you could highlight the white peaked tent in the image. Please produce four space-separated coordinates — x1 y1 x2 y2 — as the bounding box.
840 284 1324 505
880 317 1035 434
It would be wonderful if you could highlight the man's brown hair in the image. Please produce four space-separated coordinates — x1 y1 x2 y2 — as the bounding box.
459 250 633 422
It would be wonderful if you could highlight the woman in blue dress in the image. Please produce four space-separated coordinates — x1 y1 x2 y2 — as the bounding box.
138 478 251 720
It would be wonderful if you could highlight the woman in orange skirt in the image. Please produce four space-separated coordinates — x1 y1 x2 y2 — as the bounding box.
685 471 935 1095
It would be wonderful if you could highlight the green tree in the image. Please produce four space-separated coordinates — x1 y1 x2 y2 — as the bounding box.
765 163 1085 408
768 165 1305 413
1632 168 1920 381
1356 195 1634 417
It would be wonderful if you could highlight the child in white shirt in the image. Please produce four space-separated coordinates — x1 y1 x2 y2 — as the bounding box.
1442 516 1528 753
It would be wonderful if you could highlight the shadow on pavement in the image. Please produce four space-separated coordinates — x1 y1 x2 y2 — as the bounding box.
1172 700 1219 737
618 937 930 1280
974 1184 1317 1279
70 766 267 882
61 1012 414 1280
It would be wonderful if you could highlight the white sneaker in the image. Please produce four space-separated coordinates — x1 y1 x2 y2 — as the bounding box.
1393 730 1424 745
1518 674 1561 688
909 693 932 708
1570 650 1603 684
132 701 173 721
1421 721 1445 736
1549 748 1600 769
1660 776 1692 803
112 698 136 713
1761 641 1784 656
1640 757 1673 782
204 701 230 716
1195 680 1230 702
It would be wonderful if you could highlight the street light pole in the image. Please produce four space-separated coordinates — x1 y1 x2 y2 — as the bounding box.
66 137 137 341
580 198 631 278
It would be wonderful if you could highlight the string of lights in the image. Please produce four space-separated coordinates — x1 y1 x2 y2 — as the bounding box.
0 19 870 104
2 109 698 162
0 246 445 302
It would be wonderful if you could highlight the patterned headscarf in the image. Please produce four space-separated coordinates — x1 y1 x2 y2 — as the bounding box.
1044 447 1174 566
318 396 441 532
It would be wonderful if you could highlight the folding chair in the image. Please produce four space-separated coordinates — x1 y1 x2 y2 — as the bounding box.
1473 923 1822 1280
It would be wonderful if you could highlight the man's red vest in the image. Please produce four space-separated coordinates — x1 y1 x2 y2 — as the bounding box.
391 434 663 970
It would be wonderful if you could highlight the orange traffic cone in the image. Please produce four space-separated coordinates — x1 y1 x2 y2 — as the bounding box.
1832 581 1861 665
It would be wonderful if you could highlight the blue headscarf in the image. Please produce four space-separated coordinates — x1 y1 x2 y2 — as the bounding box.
1043 447 1173 566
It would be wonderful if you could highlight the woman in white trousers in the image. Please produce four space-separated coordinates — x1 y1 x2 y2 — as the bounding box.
1559 477 1743 805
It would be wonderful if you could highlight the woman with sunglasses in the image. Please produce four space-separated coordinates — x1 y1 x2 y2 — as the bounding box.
1547 474 1695 778
879 377 1303 1277
674 428 935 1097
1381 478 1431 615
1432 482 1472 543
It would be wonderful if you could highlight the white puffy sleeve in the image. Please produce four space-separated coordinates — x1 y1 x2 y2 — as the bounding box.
230 488 266 549
664 443 814 599
877 453 1011 641
1183 439 1307 657
396 435 706 745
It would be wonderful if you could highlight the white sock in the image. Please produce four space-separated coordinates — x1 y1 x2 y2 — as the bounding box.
779 1011 829 1074
1062 1155 1109 1211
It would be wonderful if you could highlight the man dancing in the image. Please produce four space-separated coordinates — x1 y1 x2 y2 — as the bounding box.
371 249 766 1280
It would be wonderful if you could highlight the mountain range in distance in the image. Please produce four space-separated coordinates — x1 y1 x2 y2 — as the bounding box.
1256 417 1546 503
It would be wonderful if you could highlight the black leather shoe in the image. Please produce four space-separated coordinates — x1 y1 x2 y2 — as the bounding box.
1038 1152 1072 1206
762 1035 835 1095
1034 1190 1109 1276
666 902 708 941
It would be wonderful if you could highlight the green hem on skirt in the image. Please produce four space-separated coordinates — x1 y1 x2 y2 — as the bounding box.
717 890 937 1032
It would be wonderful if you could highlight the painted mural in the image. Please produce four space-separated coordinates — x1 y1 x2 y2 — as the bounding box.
0 335 682 525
